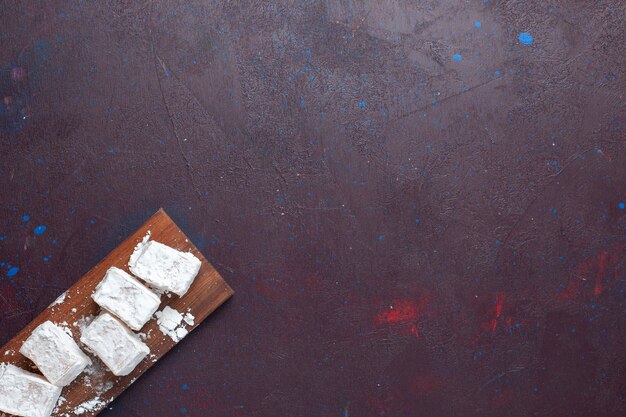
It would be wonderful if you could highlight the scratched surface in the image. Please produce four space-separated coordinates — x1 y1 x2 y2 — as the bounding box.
0 1 625 416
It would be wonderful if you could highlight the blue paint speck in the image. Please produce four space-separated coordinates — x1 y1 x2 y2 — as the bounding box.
378 235 384 241
495 239 501 246
7 266 19 277
518 32 534 45
474 21 481 28
22 215 30 222
415 218 420 224
180 408 187 414
89 218 95 224
34 225 46 235
495 70 501 75
359 101 366 107
431 100 438 105
43 257 49 262
618 202 625 209
453 54 462 62
181 383 189 391
306 49 311 55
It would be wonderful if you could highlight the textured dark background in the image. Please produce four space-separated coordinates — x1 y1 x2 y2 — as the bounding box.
1 1 625 416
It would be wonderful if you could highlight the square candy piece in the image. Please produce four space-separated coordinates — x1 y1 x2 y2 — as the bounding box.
20 320 91 386
92 266 161 331
129 240 201 296
80 313 150 376
0 363 62 417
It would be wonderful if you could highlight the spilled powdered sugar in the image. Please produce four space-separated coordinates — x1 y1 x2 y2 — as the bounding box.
53 359 115 416
73 315 95 334
73 397 107 415
183 312 195 326
58 321 73 337
137 328 153 341
155 306 195 342
185 312 194 324
50 291 68 307
52 396 66 415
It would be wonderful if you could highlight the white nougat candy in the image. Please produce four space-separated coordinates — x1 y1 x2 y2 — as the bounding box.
129 240 201 296
19 320 91 387
80 313 149 376
0 363 62 417
92 266 161 331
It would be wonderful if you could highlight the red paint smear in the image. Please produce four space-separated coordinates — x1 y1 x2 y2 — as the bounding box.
377 301 417 325
398 323 419 338
504 316 513 329
374 298 429 326
554 279 584 302
487 292 506 337
554 244 624 302
495 292 505 318
255 281 273 299
374 297 429 339
593 250 608 296
410 374 440 394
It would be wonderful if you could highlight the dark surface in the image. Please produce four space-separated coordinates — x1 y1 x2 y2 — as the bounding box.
0 1 625 416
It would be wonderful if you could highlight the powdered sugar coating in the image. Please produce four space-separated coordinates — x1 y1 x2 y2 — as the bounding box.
80 313 149 376
129 240 201 296
0 363 62 417
20 321 91 387
92 267 161 331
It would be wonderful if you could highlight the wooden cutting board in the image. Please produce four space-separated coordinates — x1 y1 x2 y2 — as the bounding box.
0 209 234 416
